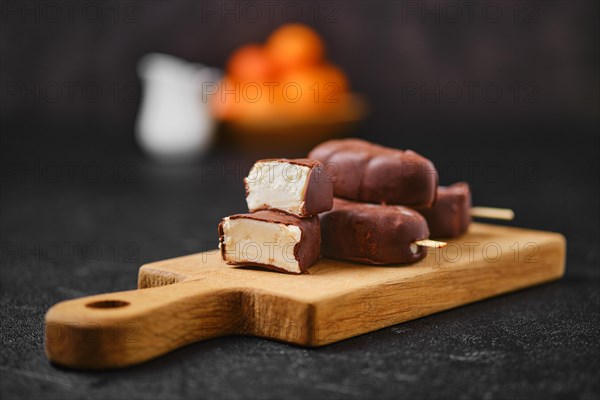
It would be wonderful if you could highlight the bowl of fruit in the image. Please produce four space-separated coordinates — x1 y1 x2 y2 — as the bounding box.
212 24 367 152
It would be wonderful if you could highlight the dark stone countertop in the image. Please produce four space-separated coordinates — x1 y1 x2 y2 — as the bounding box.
1 122 598 399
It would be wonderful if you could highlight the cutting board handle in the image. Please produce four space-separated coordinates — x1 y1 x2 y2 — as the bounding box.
45 281 238 369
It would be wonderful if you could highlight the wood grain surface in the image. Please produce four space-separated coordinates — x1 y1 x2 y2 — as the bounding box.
44 223 566 369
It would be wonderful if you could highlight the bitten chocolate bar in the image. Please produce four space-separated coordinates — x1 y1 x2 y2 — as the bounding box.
416 182 472 239
245 159 333 217
219 210 320 274
319 198 430 265
308 139 438 207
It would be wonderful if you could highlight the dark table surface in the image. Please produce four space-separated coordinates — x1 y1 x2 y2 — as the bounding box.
1 117 599 399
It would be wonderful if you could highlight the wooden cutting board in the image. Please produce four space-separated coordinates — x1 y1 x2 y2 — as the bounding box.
45 223 566 369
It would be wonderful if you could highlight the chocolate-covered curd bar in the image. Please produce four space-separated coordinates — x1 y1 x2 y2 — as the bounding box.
309 139 438 207
416 182 472 239
219 210 320 274
245 159 333 217
319 198 430 265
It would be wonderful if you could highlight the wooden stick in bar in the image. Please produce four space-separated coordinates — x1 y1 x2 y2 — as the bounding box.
471 207 515 221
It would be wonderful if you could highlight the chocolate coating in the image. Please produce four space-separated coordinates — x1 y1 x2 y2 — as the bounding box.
319 198 429 265
416 182 472 239
244 158 333 217
299 159 334 217
218 210 321 273
308 139 438 207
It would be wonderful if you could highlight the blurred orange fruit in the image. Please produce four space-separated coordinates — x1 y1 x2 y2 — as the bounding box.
211 77 237 120
278 64 349 118
265 24 324 71
218 25 354 125
212 77 287 121
227 44 275 82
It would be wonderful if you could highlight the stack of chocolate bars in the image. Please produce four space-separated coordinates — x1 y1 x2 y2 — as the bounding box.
219 159 333 274
219 139 492 274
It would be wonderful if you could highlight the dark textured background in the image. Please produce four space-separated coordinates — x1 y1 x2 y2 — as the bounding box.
1 1 599 399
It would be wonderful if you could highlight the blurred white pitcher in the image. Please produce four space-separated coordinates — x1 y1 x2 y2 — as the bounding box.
136 53 221 162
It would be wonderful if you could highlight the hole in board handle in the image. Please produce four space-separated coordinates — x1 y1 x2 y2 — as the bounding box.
86 300 130 309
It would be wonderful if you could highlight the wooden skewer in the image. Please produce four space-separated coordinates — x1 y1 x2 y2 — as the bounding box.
470 207 515 221
415 239 448 248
